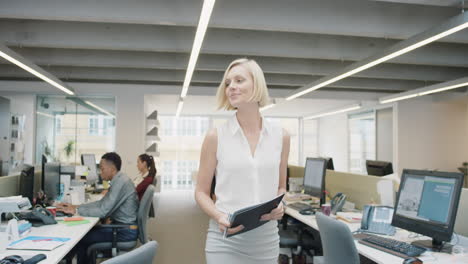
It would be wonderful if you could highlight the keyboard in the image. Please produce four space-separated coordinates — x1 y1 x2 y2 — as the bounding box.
288 202 315 212
359 234 427 258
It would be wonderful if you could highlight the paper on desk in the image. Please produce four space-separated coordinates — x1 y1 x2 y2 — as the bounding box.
63 220 90 226
336 212 362 223
7 236 70 251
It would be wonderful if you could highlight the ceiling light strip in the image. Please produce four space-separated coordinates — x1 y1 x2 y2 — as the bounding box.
304 103 362 120
85 100 115 118
260 99 277 112
36 111 54 119
180 0 216 99
286 13 468 101
0 45 75 95
379 77 468 104
175 98 184 118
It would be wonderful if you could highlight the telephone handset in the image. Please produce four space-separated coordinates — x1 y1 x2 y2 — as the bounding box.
331 192 347 214
360 205 396 236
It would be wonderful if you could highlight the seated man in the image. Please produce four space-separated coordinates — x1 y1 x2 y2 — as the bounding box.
57 152 139 263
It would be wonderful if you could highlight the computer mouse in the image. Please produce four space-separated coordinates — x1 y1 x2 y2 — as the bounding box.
299 209 315 215
402 257 422 264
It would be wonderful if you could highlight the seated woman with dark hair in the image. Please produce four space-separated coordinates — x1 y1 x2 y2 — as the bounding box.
135 153 157 200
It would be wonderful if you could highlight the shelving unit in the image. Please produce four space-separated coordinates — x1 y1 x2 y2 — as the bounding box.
145 110 160 157
9 114 25 173
145 109 161 192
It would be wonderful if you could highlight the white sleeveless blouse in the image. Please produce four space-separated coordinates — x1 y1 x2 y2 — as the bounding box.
214 114 283 214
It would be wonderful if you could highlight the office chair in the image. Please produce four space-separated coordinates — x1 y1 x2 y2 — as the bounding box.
314 213 359 264
101 240 158 264
86 185 155 264
279 216 322 262
149 176 158 218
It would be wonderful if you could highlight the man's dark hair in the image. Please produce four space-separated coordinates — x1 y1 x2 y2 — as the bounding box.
101 152 122 171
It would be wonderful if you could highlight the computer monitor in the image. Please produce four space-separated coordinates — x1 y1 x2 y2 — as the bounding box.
392 169 464 251
81 154 98 184
303 157 327 205
366 160 393 176
321 157 334 170
19 164 34 202
43 162 61 201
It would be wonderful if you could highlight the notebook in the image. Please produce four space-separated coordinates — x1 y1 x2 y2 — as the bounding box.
226 193 285 238
7 236 70 251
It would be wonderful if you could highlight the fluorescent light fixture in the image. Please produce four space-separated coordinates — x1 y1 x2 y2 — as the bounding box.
304 103 361 120
286 13 468 101
36 111 54 119
180 0 216 99
260 99 276 112
379 94 419 104
175 99 184 118
85 100 115 118
0 49 74 95
379 77 468 104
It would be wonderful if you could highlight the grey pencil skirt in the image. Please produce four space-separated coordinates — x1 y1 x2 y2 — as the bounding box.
205 219 279 264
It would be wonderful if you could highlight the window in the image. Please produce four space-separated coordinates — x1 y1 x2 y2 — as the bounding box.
348 111 376 174
35 96 115 164
88 116 98 135
102 117 114 136
55 116 62 135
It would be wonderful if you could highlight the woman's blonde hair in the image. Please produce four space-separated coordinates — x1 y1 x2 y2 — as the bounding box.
216 58 270 110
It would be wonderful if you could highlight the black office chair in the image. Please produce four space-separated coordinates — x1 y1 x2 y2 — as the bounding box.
86 185 156 264
278 216 322 262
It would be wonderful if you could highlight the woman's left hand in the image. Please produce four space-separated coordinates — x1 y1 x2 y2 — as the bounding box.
260 203 284 221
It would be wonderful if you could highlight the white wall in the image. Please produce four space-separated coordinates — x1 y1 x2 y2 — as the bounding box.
376 107 393 163
114 90 145 179
318 113 348 171
396 97 468 175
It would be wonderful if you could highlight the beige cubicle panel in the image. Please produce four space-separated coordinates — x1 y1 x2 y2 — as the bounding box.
326 170 396 210
288 165 304 178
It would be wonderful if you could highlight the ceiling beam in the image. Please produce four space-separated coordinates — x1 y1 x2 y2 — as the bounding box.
0 80 392 101
0 20 466 67
5 47 468 82
0 64 436 92
0 0 466 43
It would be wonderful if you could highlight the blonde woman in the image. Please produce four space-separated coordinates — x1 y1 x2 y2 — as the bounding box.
195 58 290 263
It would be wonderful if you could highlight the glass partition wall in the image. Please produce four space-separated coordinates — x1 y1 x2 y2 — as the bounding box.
35 96 115 164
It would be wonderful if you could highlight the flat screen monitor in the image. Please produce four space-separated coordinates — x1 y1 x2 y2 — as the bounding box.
392 169 464 251
19 164 34 202
321 157 334 170
366 160 393 176
303 157 327 205
40 154 47 190
81 154 98 184
43 162 61 201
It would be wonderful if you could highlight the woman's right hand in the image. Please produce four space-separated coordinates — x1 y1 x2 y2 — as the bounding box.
216 212 244 235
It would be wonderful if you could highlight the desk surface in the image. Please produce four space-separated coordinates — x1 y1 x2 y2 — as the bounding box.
1 217 99 264
285 207 468 264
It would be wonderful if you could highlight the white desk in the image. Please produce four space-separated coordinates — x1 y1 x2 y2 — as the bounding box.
0 217 99 264
285 207 468 264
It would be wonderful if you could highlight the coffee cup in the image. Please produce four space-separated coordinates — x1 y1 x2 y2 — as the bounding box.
321 203 331 216
46 206 57 217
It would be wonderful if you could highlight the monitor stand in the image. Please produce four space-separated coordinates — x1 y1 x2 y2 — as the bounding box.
411 238 453 253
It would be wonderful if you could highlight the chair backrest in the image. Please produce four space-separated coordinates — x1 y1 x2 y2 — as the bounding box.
316 212 360 264
101 240 158 264
148 176 157 218
138 185 155 243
